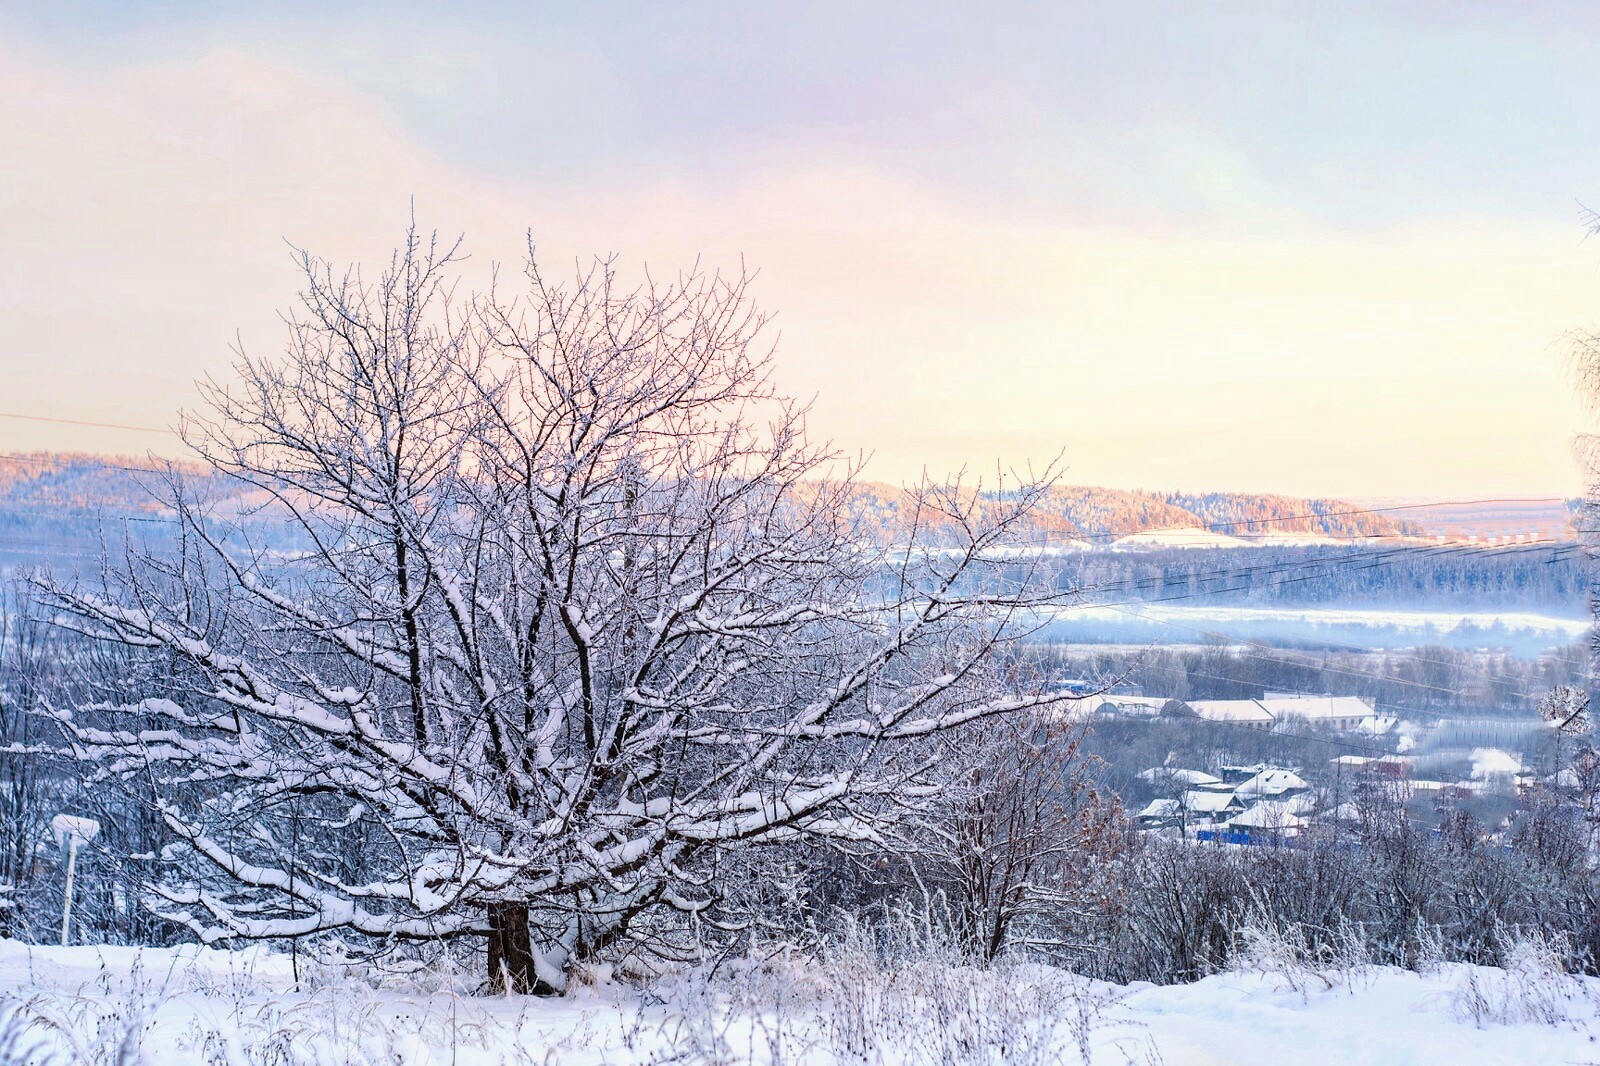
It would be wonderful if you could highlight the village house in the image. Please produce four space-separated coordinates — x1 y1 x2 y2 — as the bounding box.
1182 789 1246 823
1235 768 1311 799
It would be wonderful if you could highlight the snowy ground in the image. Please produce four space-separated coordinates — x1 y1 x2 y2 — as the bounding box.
3 939 1600 1065
1041 601 1588 655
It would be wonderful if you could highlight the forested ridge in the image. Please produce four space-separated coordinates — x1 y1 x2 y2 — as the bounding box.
0 452 1478 546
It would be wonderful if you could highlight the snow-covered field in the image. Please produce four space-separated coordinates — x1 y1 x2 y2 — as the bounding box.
1043 602 1589 655
4 939 1600 1065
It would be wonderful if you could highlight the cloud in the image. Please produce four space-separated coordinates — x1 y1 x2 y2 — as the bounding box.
0 36 1592 496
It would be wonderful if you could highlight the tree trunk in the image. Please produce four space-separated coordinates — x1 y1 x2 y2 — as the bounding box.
486 901 549 995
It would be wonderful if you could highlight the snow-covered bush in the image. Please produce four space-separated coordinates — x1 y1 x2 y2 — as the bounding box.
1448 928 1586 1029
632 912 1154 1066
1231 909 1373 998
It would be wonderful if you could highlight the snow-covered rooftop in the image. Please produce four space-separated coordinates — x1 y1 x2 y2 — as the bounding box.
1256 696 1375 722
1226 803 1308 830
1137 799 1182 820
1188 699 1274 725
1182 790 1241 813
1234 769 1310 797
1137 767 1225 788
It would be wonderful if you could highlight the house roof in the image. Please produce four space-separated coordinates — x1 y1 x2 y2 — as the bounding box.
1187 699 1274 724
1257 696 1376 721
1182 790 1241 813
1278 792 1319 815
1183 695 1377 728
1235 769 1310 797
1137 767 1225 788
1226 803 1308 830
1094 696 1172 716
1137 799 1182 820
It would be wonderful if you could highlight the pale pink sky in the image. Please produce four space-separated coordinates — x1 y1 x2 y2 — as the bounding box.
2 6 1598 498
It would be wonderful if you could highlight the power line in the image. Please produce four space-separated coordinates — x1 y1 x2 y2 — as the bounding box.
1082 654 1570 762
1119 658 1514 721
1088 667 1406 759
0 505 174 525
0 412 176 435
0 452 181 476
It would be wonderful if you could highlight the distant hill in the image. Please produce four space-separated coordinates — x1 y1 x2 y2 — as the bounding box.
0 453 258 570
1347 497 1579 543
0 453 1523 574
788 482 1426 544
1161 491 1424 540
0 452 184 512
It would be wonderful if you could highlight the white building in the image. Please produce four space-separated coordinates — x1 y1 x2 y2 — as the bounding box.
1186 699 1275 729
1093 695 1174 718
1226 802 1308 836
1184 695 1376 732
1257 695 1376 731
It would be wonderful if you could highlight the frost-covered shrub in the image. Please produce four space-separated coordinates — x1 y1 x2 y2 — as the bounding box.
0 1002 75 1066
1448 928 1585 1029
637 913 1154 1066
1231 909 1373 999
0 991 151 1066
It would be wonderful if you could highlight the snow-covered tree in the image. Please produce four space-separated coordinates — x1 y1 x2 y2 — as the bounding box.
36 226 1072 991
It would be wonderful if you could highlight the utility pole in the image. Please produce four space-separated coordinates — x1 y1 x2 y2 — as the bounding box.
50 814 100 947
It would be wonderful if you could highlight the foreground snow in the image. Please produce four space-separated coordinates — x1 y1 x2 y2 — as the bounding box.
3 939 1599 1064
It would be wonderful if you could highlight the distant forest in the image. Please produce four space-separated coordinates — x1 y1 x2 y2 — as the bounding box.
837 482 1428 541
1042 542 1587 613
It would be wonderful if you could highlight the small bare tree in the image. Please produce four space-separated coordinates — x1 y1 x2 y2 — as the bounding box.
36 225 1073 992
916 711 1124 964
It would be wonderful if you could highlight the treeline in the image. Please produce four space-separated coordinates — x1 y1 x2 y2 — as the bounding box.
0 453 190 512
1067 797 1600 984
837 482 1420 542
1046 542 1587 611
0 455 307 572
1036 642 1585 715
792 753 1600 984
1163 490 1422 538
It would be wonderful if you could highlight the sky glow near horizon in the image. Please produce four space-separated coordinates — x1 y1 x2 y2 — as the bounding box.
2 3 1598 499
